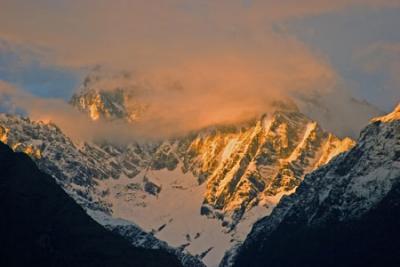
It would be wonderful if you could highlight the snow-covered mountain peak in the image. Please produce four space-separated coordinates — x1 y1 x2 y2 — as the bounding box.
70 70 148 122
372 103 400 123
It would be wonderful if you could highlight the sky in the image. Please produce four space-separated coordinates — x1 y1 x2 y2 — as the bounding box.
0 0 399 140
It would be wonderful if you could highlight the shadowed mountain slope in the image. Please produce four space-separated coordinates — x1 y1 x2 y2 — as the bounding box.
0 142 181 267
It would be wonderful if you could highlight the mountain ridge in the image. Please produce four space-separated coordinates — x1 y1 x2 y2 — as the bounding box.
0 100 353 266
0 73 360 266
225 103 400 267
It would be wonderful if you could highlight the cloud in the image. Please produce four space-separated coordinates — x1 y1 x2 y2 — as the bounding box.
354 42 400 73
281 5 400 112
0 1 397 140
0 0 398 69
352 42 400 108
135 45 336 129
0 40 82 99
0 80 164 143
72 38 337 138
0 0 342 138
0 79 273 142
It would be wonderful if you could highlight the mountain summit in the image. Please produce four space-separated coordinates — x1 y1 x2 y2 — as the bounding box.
372 103 400 123
70 70 147 122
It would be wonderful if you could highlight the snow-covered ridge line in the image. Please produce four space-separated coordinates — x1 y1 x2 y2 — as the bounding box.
372 104 400 123
0 102 354 266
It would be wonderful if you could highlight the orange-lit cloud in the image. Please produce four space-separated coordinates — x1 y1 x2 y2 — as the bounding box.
0 1 395 140
1 0 398 69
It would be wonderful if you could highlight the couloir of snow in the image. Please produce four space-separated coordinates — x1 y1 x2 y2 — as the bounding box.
96 165 283 266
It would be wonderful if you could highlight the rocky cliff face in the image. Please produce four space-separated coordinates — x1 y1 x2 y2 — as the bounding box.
176 107 354 228
227 104 400 267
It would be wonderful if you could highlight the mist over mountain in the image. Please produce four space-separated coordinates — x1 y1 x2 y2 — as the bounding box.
0 2 399 267
69 69 382 139
0 85 354 266
294 90 383 138
0 67 396 266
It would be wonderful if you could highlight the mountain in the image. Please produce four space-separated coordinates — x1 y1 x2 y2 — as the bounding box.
0 97 352 266
0 114 205 267
0 141 181 267
69 69 147 122
0 69 360 266
69 72 355 226
226 104 400 267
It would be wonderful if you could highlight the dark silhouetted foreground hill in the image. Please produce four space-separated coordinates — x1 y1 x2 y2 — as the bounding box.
0 142 181 267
